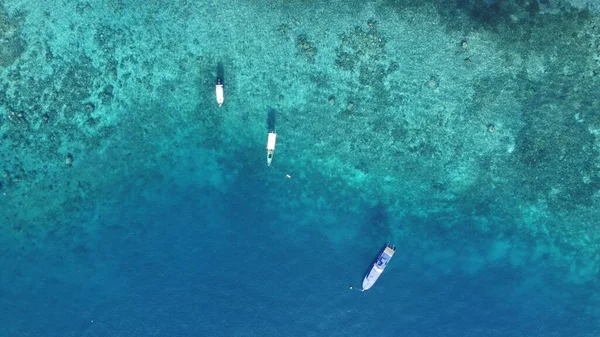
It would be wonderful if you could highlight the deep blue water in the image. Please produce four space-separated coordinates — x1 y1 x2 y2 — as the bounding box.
2 170 598 337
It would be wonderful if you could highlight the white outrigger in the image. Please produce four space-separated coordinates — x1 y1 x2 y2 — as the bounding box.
266 131 277 166
361 244 396 291
215 78 224 107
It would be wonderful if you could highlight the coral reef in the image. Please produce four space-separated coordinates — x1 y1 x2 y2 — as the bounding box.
1 0 600 296
335 21 391 87
0 5 24 68
295 34 317 63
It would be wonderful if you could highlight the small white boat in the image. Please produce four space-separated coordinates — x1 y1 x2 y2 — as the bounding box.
266 131 277 166
362 244 396 291
215 78 224 107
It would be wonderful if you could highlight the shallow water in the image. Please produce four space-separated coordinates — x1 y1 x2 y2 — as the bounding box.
1 0 600 336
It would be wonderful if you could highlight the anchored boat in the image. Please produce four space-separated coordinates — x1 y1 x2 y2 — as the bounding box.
216 78 224 106
361 244 396 291
266 131 277 166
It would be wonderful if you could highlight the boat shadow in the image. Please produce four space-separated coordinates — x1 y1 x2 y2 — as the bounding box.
359 201 393 244
216 62 224 83
267 107 276 131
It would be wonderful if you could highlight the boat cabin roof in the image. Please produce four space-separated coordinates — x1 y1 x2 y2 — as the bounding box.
383 246 395 256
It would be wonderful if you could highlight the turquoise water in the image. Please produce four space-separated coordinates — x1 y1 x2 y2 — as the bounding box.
2 0 600 335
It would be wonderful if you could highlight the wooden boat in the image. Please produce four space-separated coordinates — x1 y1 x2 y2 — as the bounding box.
266 131 277 166
215 78 224 107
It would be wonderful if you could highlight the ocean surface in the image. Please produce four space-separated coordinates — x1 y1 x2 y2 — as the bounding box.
1 0 600 336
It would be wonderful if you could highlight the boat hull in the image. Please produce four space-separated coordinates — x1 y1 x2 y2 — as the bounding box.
362 244 395 291
266 132 277 166
216 84 224 106
362 267 383 291
267 149 274 166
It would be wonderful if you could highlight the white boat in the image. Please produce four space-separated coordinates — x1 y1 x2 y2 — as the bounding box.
362 244 396 291
266 131 277 166
216 79 224 106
